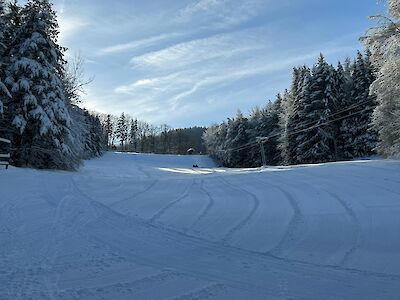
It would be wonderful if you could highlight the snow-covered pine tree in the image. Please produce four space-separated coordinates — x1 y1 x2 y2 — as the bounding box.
362 0 400 158
326 63 342 159
340 51 377 158
245 106 263 167
84 111 105 157
293 67 312 161
258 97 282 165
278 67 305 165
295 54 336 164
224 111 250 167
116 112 128 150
0 0 9 115
203 122 228 165
0 0 12 156
335 61 354 159
4 0 79 170
278 90 292 165
129 118 138 151
104 114 113 148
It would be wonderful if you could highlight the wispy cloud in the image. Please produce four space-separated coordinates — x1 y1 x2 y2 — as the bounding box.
113 41 356 124
96 33 184 56
177 0 266 30
130 29 266 69
180 0 226 18
52 0 374 127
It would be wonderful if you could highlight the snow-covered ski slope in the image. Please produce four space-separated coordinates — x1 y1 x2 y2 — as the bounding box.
1 152 400 299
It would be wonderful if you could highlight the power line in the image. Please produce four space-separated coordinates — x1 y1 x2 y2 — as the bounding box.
215 99 376 154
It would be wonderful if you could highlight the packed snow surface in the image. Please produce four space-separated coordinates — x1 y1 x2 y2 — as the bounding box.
1 152 400 299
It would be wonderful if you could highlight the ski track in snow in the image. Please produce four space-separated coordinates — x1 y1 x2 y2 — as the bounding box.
1 153 400 299
86 201 400 295
110 179 159 207
324 190 362 266
189 180 215 231
218 176 260 244
150 179 197 223
289 171 368 267
250 175 305 257
261 172 365 267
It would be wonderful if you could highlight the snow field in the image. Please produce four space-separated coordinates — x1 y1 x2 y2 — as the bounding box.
1 152 400 299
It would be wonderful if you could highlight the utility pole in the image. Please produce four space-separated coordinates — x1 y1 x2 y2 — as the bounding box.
256 137 268 167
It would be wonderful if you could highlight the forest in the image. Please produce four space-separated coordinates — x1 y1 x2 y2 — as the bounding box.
203 52 378 167
100 112 206 155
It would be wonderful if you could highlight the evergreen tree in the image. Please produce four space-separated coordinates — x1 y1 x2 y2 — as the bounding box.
84 112 104 157
4 0 78 170
245 106 263 167
363 0 400 158
203 122 228 165
104 114 113 148
295 54 336 164
279 66 305 165
335 61 353 159
0 0 10 115
129 118 138 151
224 111 250 167
116 112 128 149
259 98 282 165
340 51 377 158
278 90 293 165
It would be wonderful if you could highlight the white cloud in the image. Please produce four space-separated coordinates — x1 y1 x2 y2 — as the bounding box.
130 30 264 69
58 0 365 127
96 33 184 56
180 0 226 18
114 73 185 95
177 0 266 30
113 42 355 123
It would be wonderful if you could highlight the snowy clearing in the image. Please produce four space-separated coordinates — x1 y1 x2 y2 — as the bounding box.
1 152 400 299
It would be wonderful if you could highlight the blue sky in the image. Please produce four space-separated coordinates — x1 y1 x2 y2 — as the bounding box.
55 0 385 127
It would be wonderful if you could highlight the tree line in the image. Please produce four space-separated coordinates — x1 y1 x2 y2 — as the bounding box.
99 112 206 155
203 1 400 167
203 52 378 167
0 0 106 170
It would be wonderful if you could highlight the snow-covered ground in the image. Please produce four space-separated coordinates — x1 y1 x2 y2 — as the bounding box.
1 152 400 299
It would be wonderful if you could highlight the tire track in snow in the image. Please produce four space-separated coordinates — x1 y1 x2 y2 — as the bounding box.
288 171 365 266
218 176 260 244
323 190 362 266
250 175 305 256
188 179 215 231
111 179 159 207
149 179 196 223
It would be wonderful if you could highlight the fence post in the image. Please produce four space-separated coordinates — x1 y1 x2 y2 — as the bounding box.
0 137 11 170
